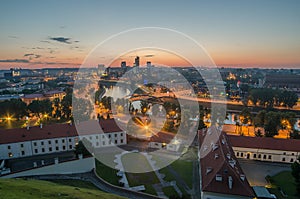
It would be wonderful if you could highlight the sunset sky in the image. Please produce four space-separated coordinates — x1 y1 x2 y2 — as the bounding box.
0 0 300 69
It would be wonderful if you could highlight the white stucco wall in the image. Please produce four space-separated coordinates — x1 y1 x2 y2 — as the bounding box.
233 146 300 163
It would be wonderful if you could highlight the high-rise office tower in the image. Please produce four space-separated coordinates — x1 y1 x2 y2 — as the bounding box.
134 56 140 67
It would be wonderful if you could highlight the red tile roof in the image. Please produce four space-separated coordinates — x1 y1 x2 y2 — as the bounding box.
22 93 44 99
199 126 255 198
150 131 175 143
0 119 123 144
228 135 300 152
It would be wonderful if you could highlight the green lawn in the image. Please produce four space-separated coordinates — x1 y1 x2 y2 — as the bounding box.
46 179 99 190
169 160 193 189
268 171 299 199
95 159 120 186
121 152 154 173
0 178 125 199
121 152 160 195
162 186 179 198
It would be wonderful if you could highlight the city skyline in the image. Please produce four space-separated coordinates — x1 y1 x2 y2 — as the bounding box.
0 0 300 69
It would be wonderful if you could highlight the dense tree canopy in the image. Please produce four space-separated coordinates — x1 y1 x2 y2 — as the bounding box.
0 99 27 119
249 88 298 108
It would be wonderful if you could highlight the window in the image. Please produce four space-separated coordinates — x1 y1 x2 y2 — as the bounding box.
69 145 72 149
20 143 24 148
263 155 266 159
55 140 58 144
96 142 99 146
268 155 272 160
7 145 11 150
62 139 65 143
69 138 72 142
42 148 45 152
48 140 51 144
120 133 123 137
291 158 294 162
102 141 105 146
108 134 111 138
253 154 257 158
115 134 117 138
63 146 66 150
258 154 261 158
34 149 38 153
241 152 244 157
56 146 59 151
282 157 285 162
41 141 44 145
120 139 123 144
21 151 25 156
115 140 118 144
8 152 13 157
292 153 294 156
237 152 240 157
89 136 92 140
96 136 99 139
49 147 52 152
283 152 286 155
34 142 37 146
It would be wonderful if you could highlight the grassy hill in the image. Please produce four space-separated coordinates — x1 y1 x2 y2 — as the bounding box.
0 178 125 199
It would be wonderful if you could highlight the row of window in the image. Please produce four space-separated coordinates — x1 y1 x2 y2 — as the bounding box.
33 138 73 146
88 133 124 141
10 145 74 158
94 139 124 146
7 138 74 150
6 134 124 150
236 152 295 162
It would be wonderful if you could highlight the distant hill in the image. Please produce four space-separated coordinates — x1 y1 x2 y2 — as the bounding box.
0 178 125 199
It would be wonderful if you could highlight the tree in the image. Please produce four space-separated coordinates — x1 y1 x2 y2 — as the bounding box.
61 93 72 119
163 120 175 133
0 99 27 119
264 112 280 137
255 129 263 137
280 90 298 108
75 139 92 157
290 130 300 139
28 99 52 118
140 100 149 115
239 107 252 135
254 110 266 128
291 156 300 195
52 98 62 118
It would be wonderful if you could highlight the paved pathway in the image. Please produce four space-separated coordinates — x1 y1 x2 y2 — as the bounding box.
191 160 201 199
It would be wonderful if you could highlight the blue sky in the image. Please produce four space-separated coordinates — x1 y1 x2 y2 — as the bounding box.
0 0 299 69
